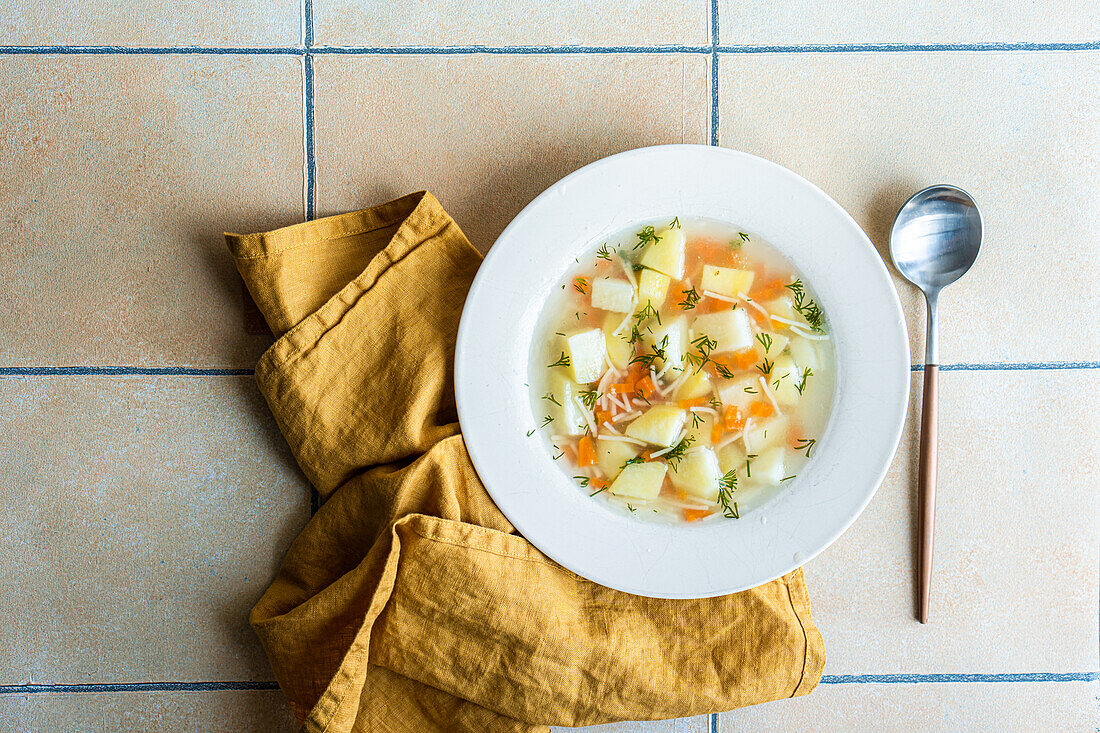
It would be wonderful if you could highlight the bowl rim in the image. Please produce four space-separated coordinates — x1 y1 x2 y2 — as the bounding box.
455 143 910 598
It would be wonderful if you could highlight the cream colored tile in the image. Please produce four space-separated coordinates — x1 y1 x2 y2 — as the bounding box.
313 54 710 252
314 0 709 47
0 376 309 682
0 689 297 732
718 680 1098 731
718 52 1100 364
0 1 300 46
553 716 711 732
718 0 1099 45
802 370 1098 673
0 55 303 367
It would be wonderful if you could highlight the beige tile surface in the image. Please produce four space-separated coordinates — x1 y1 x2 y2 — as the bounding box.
313 54 711 252
553 716 710 732
0 689 297 732
0 1 301 47
718 680 1098 731
0 376 309 682
0 55 302 367
803 370 1098 673
313 0 709 48
718 51 1100 364
718 0 1100 45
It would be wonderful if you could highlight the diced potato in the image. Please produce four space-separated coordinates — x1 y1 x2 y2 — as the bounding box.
692 309 753 354
752 331 789 361
625 405 687 447
565 329 606 384
769 355 803 406
747 446 786 488
647 317 687 374
716 375 761 412
591 278 635 313
601 314 633 370
743 415 790 453
676 370 712 400
700 265 755 298
765 295 808 329
670 447 722 501
788 337 819 372
596 439 642 481
638 269 671 308
639 226 686 279
609 461 667 500
685 411 716 446
546 372 588 436
717 443 746 476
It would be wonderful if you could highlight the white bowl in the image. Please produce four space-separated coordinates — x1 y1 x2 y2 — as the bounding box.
455 145 909 598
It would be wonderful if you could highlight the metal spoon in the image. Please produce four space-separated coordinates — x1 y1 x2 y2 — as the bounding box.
889 185 983 624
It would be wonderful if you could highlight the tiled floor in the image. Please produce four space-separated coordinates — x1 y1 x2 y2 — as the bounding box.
0 0 1096 731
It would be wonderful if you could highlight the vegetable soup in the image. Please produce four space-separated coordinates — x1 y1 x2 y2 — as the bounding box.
529 217 834 523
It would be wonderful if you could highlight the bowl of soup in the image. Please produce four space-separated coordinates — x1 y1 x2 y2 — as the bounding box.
455 145 909 598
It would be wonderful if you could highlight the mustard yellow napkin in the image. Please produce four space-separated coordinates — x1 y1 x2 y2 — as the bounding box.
226 191 825 732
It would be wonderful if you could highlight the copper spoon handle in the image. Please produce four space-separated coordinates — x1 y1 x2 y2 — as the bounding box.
917 365 938 623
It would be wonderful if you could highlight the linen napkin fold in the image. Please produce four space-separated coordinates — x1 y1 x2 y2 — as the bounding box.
225 191 825 733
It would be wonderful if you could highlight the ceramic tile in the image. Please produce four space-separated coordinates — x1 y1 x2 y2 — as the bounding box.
0 689 297 732
313 53 711 253
718 680 1098 731
0 55 303 367
0 0 300 46
802 370 1098 674
0 376 309 682
313 0 710 48
553 716 711 732
718 51 1100 364
718 0 1100 45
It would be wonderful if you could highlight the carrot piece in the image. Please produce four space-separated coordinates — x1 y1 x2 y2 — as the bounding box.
732 349 758 370
588 477 609 491
577 436 597 467
710 422 725 444
675 489 690 501
749 400 775 419
609 382 634 395
677 396 705 409
635 376 657 400
594 409 612 425
724 405 745 432
683 508 712 522
572 276 591 295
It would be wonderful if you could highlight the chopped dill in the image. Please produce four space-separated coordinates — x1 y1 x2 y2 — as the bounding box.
717 470 739 519
678 287 701 310
589 485 608 497
554 331 566 337
744 386 757 394
739 232 750 242
785 279 825 332
756 332 773 353
621 456 645 470
573 475 591 487
548 352 571 369
691 412 703 429
540 415 554 428
579 389 601 409
634 301 662 326
573 278 588 295
794 438 817 458
714 363 736 379
795 367 814 396
669 216 681 229
526 428 535 437
662 436 696 469
633 225 662 250
756 357 774 376
781 475 797 482
542 392 562 406
627 504 637 512
596 243 613 261
685 334 718 372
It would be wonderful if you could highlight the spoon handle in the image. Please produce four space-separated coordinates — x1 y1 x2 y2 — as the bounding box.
917 365 938 623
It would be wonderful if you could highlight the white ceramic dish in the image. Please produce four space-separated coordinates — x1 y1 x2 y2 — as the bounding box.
455 144 909 598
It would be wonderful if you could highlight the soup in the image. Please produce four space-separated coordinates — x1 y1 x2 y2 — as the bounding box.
529 217 834 523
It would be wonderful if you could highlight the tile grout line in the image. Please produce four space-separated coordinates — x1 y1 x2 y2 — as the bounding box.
709 0 719 146
1 672 1095 696
0 41 1096 56
2 361 1099 377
